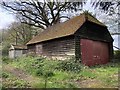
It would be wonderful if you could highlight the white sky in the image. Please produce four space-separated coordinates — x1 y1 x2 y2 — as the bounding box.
0 1 119 50
0 7 15 29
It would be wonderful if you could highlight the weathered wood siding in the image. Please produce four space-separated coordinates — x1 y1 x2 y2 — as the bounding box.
34 36 75 59
27 44 36 54
27 36 75 59
36 44 42 55
75 36 81 62
9 49 26 58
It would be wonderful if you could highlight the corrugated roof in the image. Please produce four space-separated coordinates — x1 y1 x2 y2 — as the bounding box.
27 13 106 45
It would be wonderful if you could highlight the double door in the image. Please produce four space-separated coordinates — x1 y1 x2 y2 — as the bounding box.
80 39 109 66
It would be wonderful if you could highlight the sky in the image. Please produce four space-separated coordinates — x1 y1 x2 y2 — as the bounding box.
0 7 15 29
0 1 119 50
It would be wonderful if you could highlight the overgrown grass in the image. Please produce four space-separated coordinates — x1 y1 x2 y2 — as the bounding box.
91 63 119 87
2 71 30 88
2 56 119 88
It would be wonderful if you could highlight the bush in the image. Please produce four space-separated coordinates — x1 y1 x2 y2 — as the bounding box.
35 69 44 76
43 71 54 77
22 56 56 78
2 44 10 56
34 58 55 77
58 57 82 73
114 50 120 59
2 56 12 63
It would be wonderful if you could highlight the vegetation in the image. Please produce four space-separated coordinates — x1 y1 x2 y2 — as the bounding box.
114 50 120 60
2 56 13 63
2 71 30 88
1 1 119 57
6 22 40 45
2 56 119 88
58 57 82 73
1 0 119 88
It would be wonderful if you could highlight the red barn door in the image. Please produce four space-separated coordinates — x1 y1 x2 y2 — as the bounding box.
80 39 109 66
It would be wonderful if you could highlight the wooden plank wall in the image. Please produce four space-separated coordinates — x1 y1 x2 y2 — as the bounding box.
38 36 76 59
75 36 81 62
36 44 42 55
27 44 36 54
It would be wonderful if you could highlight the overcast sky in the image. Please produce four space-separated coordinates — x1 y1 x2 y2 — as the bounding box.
0 1 119 50
0 7 15 29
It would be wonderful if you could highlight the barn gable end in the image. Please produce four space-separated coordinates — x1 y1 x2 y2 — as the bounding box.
74 21 113 63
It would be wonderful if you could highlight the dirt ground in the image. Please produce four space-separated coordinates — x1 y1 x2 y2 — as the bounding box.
2 64 41 86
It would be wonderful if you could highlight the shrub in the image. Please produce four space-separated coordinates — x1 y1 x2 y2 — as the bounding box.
2 56 12 63
58 57 82 73
23 56 56 78
35 69 44 76
114 50 120 60
29 56 47 69
43 71 54 78
2 44 10 56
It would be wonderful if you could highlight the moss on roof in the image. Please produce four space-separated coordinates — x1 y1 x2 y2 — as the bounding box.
27 13 106 45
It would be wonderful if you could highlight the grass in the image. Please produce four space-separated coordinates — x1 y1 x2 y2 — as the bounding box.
93 63 118 87
2 71 30 88
2 56 119 88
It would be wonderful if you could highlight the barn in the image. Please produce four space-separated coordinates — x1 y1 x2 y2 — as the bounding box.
27 12 113 66
9 45 27 58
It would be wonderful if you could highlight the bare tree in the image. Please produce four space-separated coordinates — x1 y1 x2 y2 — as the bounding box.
91 1 120 15
1 0 85 29
91 1 120 35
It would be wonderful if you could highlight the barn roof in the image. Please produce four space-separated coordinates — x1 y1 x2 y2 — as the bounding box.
27 13 106 45
9 45 27 50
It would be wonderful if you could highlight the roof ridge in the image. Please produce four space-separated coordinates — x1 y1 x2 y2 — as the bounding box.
85 13 106 27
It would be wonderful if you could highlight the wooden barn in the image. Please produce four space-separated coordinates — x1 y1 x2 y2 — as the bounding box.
27 13 113 66
9 45 27 58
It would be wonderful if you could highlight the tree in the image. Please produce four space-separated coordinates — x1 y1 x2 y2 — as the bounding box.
7 22 42 45
2 29 11 56
91 1 120 15
1 0 85 29
91 1 120 35
1 21 43 56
